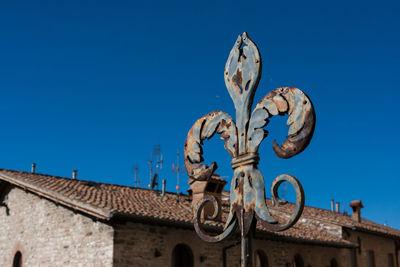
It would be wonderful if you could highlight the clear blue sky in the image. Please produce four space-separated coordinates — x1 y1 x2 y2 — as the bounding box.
1 0 399 228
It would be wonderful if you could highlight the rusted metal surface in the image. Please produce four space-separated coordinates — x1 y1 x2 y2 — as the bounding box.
193 195 238 242
184 32 316 266
248 87 315 159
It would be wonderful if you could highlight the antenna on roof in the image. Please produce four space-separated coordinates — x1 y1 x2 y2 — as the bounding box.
148 151 154 189
149 144 163 191
134 164 140 187
155 144 163 178
172 149 185 197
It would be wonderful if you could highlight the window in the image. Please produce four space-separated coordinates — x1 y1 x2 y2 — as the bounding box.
294 254 304 267
388 253 394 267
330 258 338 267
254 249 269 267
367 250 375 267
13 251 22 267
172 243 194 267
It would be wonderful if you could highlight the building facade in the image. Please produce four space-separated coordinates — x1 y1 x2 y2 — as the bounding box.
0 168 399 267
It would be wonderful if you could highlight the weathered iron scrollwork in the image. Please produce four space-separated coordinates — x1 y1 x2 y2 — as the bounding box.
193 195 238 242
184 32 316 244
184 111 237 184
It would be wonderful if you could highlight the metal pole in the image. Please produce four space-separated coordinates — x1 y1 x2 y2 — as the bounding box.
240 201 253 267
241 229 252 267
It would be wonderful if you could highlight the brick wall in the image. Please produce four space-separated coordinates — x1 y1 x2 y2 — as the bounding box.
0 186 114 267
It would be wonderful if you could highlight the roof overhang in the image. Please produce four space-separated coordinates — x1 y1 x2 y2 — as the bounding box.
0 172 112 221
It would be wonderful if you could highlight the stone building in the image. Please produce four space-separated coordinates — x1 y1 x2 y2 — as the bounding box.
0 168 399 267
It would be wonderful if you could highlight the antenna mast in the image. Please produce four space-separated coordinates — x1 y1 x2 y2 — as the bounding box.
172 149 184 195
148 151 153 189
155 144 163 177
134 164 140 187
154 144 163 191
149 144 163 190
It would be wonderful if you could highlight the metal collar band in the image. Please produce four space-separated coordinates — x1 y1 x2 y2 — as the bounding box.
231 153 259 169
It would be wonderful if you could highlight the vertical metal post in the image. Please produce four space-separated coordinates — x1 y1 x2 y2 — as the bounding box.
241 181 253 267
241 227 253 266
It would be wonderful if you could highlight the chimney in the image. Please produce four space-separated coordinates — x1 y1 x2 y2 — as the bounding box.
335 202 340 213
31 163 36 174
349 200 364 222
331 199 335 212
72 170 78 180
188 174 226 221
161 179 166 196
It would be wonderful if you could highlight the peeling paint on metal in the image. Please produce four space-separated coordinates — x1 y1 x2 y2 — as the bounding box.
184 32 316 266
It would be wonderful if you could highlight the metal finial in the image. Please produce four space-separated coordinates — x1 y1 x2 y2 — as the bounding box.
184 32 316 266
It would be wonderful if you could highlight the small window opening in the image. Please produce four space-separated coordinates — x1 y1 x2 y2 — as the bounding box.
255 249 269 267
294 254 304 267
388 253 394 267
172 243 194 267
367 250 375 267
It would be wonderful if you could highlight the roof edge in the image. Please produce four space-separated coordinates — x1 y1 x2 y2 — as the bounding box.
344 225 400 240
0 172 112 220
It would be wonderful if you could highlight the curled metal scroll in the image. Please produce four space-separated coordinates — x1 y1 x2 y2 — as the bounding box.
184 111 237 184
248 87 315 159
184 32 316 242
193 195 238 242
258 174 305 232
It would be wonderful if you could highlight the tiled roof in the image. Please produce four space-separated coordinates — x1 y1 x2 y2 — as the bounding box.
1 168 399 247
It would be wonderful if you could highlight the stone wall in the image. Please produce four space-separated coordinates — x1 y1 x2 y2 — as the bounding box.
253 238 351 267
1 184 398 267
0 186 114 267
113 221 228 267
113 221 353 267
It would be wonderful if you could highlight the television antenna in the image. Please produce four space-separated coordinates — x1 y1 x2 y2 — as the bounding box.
148 151 153 189
149 144 163 190
155 144 163 178
134 164 140 187
172 149 184 195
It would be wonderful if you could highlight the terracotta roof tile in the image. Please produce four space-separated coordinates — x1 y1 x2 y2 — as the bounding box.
0 168 398 247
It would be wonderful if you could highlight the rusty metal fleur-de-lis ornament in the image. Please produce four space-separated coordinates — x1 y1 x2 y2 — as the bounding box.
184 32 316 266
